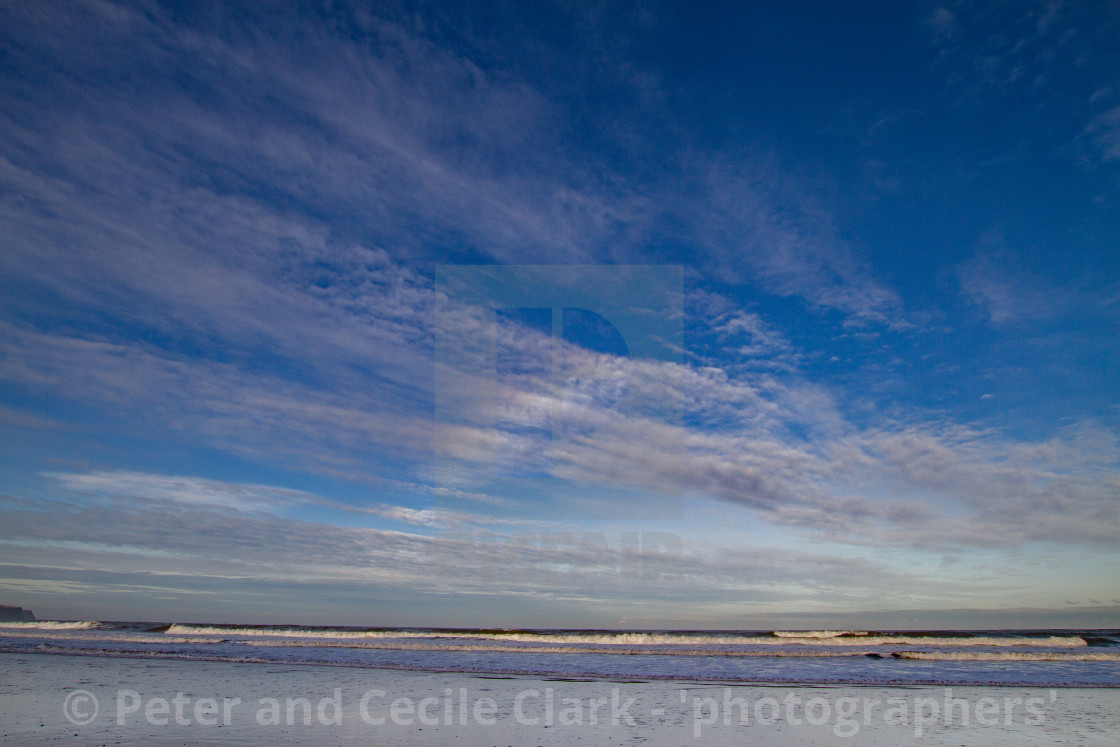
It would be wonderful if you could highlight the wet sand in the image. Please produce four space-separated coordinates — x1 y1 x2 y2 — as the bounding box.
2 652 1118 745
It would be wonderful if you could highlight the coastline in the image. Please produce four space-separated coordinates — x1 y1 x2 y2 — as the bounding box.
8 644 1120 688
4 622 1118 688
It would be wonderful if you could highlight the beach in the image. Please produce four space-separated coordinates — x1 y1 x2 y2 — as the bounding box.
3 652 1119 745
3 622 1119 744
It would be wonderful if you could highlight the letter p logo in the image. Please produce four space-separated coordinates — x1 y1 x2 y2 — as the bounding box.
435 265 682 519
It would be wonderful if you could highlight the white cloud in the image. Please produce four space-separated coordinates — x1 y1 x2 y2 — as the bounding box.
688 164 906 327
430 320 1120 549
0 470 1016 622
927 7 959 45
50 470 307 514
1085 105 1120 161
955 244 1063 325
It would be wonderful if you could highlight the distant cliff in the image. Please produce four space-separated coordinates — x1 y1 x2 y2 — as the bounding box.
0 605 36 621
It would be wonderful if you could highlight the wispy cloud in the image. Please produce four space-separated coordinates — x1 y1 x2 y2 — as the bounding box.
50 470 308 515
0 469 1015 624
0 322 433 480
0 405 65 430
955 249 1058 325
6 271 1118 556
957 269 1027 325
432 318 1120 549
925 0 1120 172
1 0 1118 625
926 7 960 45
927 0 1087 93
689 165 906 327
1085 105 1120 161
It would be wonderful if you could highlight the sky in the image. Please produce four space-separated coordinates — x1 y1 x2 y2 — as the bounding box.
1 0 1118 629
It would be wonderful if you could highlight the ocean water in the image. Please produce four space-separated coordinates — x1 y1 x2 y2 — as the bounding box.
2 622 1118 687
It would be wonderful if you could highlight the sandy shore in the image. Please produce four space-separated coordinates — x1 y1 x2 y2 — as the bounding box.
2 652 1117 745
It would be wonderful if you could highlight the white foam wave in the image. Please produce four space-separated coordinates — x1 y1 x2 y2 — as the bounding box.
485 632 760 646
165 625 755 645
0 621 99 630
165 625 452 640
162 625 1086 648
766 635 1087 648
479 633 1088 648
773 630 867 638
240 639 871 657
165 627 807 646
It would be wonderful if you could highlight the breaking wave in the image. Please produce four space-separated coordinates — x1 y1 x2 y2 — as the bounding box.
773 630 868 638
239 639 873 657
163 625 1087 648
3 624 1117 687
0 621 100 630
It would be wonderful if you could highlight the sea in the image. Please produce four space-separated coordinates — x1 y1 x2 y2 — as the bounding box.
2 622 1119 687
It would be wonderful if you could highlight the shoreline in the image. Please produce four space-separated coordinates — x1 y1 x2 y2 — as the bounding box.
7 647 1120 689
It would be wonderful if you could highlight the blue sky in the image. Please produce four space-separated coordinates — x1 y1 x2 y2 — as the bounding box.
1 0 1118 628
